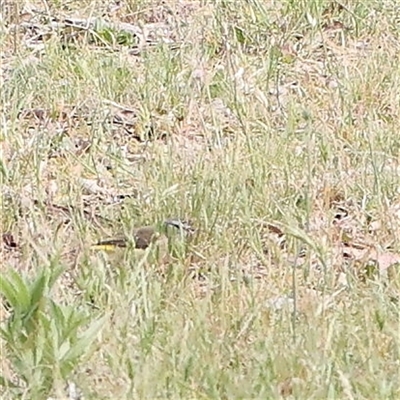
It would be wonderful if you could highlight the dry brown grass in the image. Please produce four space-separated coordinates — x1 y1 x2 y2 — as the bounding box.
1 0 400 399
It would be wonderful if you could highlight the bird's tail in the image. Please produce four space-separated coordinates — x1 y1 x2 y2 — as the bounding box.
90 238 127 252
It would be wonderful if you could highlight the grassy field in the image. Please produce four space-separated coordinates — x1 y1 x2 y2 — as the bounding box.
1 0 400 398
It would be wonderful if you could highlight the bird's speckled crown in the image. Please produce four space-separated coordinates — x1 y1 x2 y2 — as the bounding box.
164 218 195 234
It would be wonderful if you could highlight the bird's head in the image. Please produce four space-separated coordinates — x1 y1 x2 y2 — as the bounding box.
164 218 195 235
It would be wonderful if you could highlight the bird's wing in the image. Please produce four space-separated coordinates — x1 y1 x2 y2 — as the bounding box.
133 227 160 249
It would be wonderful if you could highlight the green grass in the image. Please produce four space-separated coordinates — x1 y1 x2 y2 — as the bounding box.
1 0 400 398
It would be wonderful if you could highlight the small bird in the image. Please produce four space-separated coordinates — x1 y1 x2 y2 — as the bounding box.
91 218 194 252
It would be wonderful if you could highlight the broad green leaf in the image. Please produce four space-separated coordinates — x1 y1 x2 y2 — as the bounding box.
62 316 105 366
29 272 47 308
0 270 30 311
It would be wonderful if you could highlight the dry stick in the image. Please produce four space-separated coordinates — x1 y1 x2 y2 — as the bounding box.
12 1 20 54
291 246 299 343
33 200 113 231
